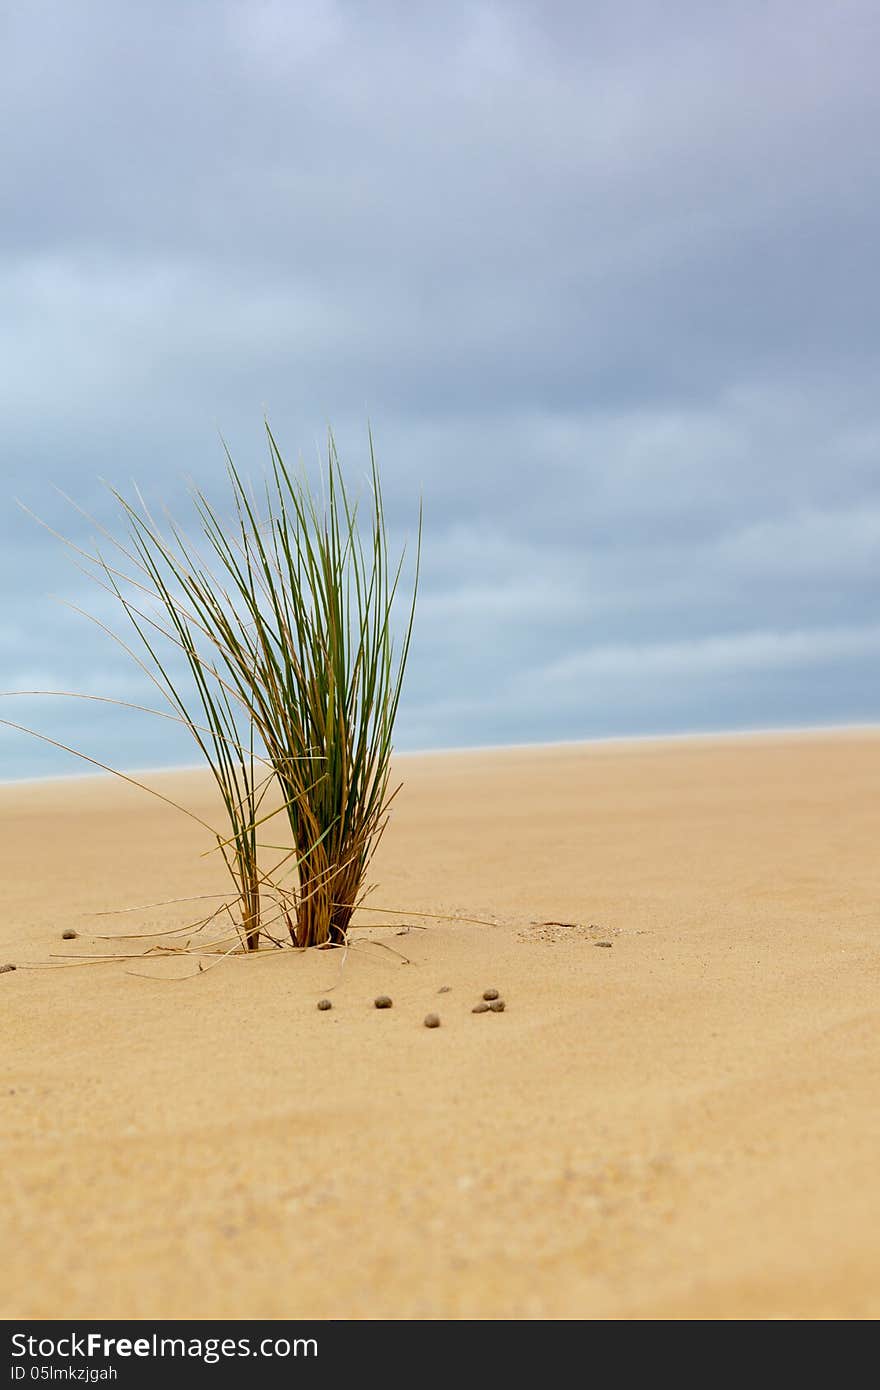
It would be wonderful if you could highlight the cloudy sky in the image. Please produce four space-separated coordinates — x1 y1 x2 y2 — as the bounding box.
1 0 879 778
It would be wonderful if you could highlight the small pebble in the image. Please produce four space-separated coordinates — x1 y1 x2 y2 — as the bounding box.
374 994 393 1009
316 998 332 1011
424 1013 441 1029
61 929 78 941
438 985 451 994
0 964 16 974
482 988 500 1001
489 999 506 1012
471 1001 490 1014
594 941 613 948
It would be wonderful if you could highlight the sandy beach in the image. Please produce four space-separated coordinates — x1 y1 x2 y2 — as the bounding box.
1 729 878 1320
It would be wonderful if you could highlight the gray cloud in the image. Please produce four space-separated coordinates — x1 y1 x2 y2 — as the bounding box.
1 0 879 778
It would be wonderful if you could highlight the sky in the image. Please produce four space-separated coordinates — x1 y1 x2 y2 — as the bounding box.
1 0 879 778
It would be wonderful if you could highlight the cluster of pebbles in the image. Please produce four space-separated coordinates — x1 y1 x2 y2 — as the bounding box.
314 986 507 1027
472 988 505 1014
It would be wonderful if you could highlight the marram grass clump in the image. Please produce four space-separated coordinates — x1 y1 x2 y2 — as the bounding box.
8 425 420 955
110 425 420 950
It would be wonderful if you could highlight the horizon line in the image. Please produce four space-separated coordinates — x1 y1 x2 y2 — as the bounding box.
2 718 879 788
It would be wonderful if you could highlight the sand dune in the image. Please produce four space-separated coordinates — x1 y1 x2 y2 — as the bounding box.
1 730 878 1320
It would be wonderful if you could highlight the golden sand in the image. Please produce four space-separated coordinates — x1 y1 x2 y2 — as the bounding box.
1 730 878 1319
